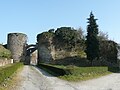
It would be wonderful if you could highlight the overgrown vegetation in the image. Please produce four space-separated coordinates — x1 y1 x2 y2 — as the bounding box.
36 12 118 66
99 40 118 63
0 44 11 59
0 63 23 84
37 12 118 69
37 27 86 58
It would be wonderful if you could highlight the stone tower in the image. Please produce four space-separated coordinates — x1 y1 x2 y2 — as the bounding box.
7 33 27 62
37 33 55 64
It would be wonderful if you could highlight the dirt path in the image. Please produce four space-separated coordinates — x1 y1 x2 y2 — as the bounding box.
73 73 120 90
13 65 76 90
13 65 120 90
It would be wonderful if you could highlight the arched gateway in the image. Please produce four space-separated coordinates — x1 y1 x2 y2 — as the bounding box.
25 44 38 65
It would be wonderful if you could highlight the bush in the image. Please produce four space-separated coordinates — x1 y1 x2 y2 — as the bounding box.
0 63 23 84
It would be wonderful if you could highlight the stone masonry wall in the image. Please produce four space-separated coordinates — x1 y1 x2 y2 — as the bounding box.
30 50 38 65
0 58 13 67
37 32 119 66
37 37 54 63
7 33 27 62
37 33 82 64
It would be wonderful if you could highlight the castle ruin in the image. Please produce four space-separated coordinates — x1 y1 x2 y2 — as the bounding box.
7 33 27 62
6 32 120 67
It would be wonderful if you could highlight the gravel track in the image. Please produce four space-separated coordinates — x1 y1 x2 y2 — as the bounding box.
14 65 120 90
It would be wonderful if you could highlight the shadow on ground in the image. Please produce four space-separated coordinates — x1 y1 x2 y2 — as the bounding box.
31 65 55 77
108 66 120 73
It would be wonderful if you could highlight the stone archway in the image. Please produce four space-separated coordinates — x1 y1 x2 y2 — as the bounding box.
25 44 38 65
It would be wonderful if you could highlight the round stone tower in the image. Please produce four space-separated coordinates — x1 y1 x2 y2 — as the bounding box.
7 33 27 62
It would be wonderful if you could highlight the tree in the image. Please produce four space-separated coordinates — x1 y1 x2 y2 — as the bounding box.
77 27 85 40
98 31 108 41
85 12 99 65
55 27 76 42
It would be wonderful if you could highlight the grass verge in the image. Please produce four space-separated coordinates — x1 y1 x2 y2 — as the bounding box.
38 64 112 82
0 62 23 90
59 65 112 81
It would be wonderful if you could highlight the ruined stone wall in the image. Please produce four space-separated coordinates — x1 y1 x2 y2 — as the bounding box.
37 35 54 63
99 40 118 63
25 44 38 65
0 58 13 67
37 32 119 66
7 33 27 62
117 44 120 60
30 50 38 65
37 32 85 64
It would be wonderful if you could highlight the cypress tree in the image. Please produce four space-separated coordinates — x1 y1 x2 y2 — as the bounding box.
85 12 99 65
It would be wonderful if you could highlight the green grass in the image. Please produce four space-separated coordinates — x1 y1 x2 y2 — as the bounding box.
0 63 24 90
39 64 112 82
59 66 112 81
0 63 23 85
